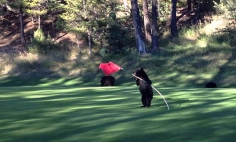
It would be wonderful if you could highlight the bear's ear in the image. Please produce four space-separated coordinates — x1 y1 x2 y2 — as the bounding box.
140 68 144 71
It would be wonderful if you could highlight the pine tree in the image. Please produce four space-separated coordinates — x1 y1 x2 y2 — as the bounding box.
24 0 50 29
5 0 26 43
59 0 108 54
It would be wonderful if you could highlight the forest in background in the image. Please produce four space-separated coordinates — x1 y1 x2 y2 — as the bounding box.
0 0 236 87
0 0 230 53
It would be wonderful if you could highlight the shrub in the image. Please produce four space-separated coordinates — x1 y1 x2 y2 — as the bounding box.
27 29 67 54
33 28 46 42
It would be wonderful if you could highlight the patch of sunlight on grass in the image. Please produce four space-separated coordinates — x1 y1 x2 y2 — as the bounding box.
23 92 68 99
93 97 129 101
1 64 12 74
199 73 214 78
197 38 208 48
212 89 236 93
218 59 228 66
200 16 227 35
185 75 198 79
12 125 57 136
184 31 198 41
44 96 88 101
25 95 51 98
96 94 120 98
41 78 66 86
49 106 92 115
165 72 178 78
38 79 86 86
63 80 79 85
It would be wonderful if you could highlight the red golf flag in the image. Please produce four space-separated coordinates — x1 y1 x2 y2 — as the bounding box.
99 61 122 76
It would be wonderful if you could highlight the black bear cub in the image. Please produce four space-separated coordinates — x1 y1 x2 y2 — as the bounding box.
205 82 217 88
133 68 153 107
101 76 115 86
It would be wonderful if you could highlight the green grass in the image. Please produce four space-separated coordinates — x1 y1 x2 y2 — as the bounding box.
1 86 236 142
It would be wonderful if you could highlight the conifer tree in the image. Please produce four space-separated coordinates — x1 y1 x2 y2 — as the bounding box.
24 0 50 29
58 0 108 54
5 0 55 43
4 0 26 43
170 0 178 37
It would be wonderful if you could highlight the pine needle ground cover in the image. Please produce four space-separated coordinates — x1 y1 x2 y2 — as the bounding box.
1 86 236 142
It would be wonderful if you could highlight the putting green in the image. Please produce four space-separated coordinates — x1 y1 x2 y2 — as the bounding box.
0 86 236 142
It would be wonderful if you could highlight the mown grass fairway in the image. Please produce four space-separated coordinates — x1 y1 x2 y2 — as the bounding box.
1 86 236 142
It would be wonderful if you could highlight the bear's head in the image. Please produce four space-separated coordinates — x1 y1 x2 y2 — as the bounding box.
133 68 148 79
133 68 152 85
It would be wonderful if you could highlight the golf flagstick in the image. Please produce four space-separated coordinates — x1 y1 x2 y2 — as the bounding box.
132 74 170 110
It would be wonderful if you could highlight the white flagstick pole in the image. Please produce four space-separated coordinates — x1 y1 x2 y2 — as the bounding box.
132 74 170 110
150 85 170 110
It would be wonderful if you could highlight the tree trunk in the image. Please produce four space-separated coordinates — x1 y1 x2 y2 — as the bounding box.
38 15 41 29
99 35 103 48
194 0 200 24
51 21 55 37
193 0 197 8
88 30 92 55
19 5 25 43
187 0 191 11
0 3 7 14
131 0 147 54
142 0 152 43
83 0 87 19
205 0 213 14
151 0 159 53
76 35 81 54
170 0 178 37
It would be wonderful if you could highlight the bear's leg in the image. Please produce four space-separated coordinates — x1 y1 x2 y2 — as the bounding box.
101 76 106 86
110 76 115 86
147 97 152 107
104 80 111 86
141 96 148 107
111 78 115 86
101 80 104 86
